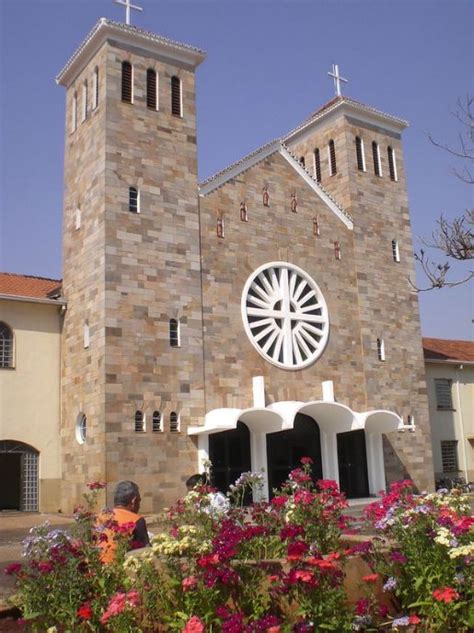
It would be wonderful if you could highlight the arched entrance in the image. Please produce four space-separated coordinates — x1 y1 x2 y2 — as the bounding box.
0 441 39 511
337 430 369 498
208 421 251 494
266 413 322 496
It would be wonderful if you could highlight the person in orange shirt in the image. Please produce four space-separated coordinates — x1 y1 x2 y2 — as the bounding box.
98 480 150 563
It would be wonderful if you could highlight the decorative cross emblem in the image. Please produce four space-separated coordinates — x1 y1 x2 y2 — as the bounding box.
327 63 348 97
114 0 143 25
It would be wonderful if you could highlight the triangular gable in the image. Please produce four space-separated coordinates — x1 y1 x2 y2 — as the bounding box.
199 141 353 230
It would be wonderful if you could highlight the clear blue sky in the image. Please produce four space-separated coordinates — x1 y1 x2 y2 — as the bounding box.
0 0 472 340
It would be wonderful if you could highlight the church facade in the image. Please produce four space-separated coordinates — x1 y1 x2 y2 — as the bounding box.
6 18 435 513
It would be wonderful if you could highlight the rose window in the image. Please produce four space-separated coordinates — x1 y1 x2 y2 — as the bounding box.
241 262 329 370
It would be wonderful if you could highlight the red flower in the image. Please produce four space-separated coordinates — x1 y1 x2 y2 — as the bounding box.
267 627 281 633
271 495 287 507
182 615 205 633
86 481 106 490
77 603 93 620
287 540 308 560
4 563 22 576
317 479 339 491
37 561 54 574
293 569 314 583
362 573 378 583
432 586 459 603
300 456 313 465
409 615 421 624
355 598 369 616
378 604 389 618
182 576 198 591
307 557 338 572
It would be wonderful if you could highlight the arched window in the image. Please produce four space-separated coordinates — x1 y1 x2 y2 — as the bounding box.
135 411 145 432
169 318 180 347
146 68 158 110
152 411 162 432
372 141 381 176
81 81 88 122
313 148 321 182
76 413 87 444
0 322 14 368
71 92 77 132
392 239 400 263
355 136 365 171
170 411 180 432
377 338 385 361
387 146 397 181
328 140 337 176
171 76 182 116
121 61 133 103
129 186 139 213
92 67 99 110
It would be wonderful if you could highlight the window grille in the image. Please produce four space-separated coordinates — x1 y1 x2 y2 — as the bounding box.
135 411 144 432
388 146 397 181
170 411 180 432
328 140 337 176
0 322 13 368
21 451 39 511
372 141 381 176
377 338 385 361
121 61 133 103
152 411 161 432
71 92 77 132
146 69 157 110
355 136 365 171
129 187 139 213
392 239 400 262
435 378 454 410
169 319 180 347
82 81 88 121
171 76 181 116
313 148 321 182
299 156 305 167
441 440 459 472
92 67 99 109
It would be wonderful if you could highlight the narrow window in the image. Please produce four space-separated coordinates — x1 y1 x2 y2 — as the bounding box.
391 239 400 262
71 92 77 132
75 208 81 230
217 216 224 238
387 146 398 181
355 136 365 171
170 411 180 433
328 140 337 176
299 156 305 167
377 338 385 361
146 68 157 110
135 411 145 432
313 148 321 182
262 186 269 206
290 193 297 213
121 61 133 103
171 76 182 116
129 187 139 213
81 81 88 122
75 413 87 444
334 240 341 260
83 320 90 348
434 378 454 410
372 141 381 176
152 411 162 432
313 216 320 236
169 318 180 347
0 322 14 368
92 67 99 110
441 440 459 472
240 202 248 222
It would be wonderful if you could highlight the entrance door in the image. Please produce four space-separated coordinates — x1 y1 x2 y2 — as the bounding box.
0 453 21 510
208 421 251 495
267 413 322 497
337 430 369 498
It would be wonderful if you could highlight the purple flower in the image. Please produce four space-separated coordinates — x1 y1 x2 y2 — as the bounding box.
383 576 397 591
392 616 410 628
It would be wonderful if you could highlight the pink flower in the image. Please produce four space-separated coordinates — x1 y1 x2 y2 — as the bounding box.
271 495 287 507
300 456 313 465
86 481 106 490
317 479 339 491
362 573 378 583
293 569 314 583
37 561 54 574
355 598 369 615
100 590 140 624
287 540 308 560
182 576 198 591
182 615 205 633
267 627 281 633
4 563 22 575
409 614 421 624
432 586 459 603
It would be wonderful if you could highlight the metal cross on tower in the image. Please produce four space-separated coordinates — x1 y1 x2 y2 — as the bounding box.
114 0 143 25
327 64 348 97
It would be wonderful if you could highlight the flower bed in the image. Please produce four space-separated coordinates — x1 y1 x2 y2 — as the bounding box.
5 464 473 631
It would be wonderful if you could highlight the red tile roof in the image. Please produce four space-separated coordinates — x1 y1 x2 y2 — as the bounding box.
0 273 62 300
423 337 474 362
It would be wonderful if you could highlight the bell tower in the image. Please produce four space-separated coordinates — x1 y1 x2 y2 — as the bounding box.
57 18 206 511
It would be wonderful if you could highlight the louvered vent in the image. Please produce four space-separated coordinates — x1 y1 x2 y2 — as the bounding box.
147 69 157 109
329 140 337 175
314 149 321 182
121 61 132 103
171 76 181 116
372 141 381 176
355 137 364 171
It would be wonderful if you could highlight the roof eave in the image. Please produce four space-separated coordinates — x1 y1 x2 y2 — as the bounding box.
56 19 206 87
0 294 67 307
424 357 474 366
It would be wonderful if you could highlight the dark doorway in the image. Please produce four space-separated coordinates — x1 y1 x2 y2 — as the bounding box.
209 422 251 495
267 413 322 497
0 453 21 510
337 430 369 498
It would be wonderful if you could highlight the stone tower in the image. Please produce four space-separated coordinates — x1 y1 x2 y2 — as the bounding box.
57 19 206 512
